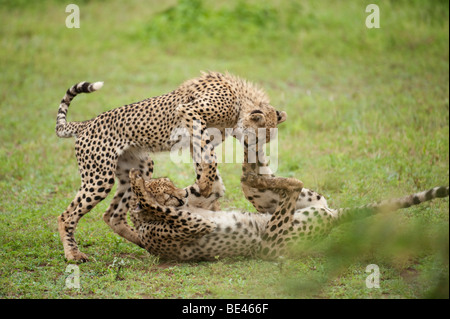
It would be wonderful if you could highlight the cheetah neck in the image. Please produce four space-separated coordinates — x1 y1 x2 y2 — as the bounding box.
222 72 270 107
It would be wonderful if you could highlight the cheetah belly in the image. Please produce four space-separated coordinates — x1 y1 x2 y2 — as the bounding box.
178 211 269 261
290 206 337 241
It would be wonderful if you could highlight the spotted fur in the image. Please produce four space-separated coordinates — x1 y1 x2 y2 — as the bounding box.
129 146 449 261
55 72 287 261
238 130 328 214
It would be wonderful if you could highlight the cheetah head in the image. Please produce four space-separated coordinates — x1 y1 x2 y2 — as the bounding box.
237 105 287 143
146 178 187 207
129 177 187 227
131 177 187 213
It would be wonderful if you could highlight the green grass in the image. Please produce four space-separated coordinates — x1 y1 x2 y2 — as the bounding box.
0 0 448 299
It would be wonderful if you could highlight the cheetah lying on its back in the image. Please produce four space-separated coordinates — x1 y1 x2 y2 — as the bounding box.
55 72 287 261
128 161 449 261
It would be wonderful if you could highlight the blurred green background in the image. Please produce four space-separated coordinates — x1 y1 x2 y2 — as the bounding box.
0 0 448 298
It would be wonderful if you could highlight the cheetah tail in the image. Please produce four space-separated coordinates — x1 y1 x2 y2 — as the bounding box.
335 186 449 221
55 81 103 138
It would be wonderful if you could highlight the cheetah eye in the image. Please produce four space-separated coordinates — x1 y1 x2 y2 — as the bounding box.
250 110 264 115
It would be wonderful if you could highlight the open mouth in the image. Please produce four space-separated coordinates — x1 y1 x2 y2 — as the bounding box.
175 197 185 207
133 202 143 212
166 196 185 207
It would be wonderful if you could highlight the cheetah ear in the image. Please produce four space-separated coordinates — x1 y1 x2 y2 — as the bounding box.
249 110 266 126
276 110 287 124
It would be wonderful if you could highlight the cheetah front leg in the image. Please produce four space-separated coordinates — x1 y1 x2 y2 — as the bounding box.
241 140 328 213
240 136 280 213
177 101 220 199
129 169 216 242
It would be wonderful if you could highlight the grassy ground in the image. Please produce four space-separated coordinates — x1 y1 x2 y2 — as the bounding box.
0 0 448 299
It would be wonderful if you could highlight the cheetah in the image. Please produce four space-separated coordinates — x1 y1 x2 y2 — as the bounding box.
55 72 287 261
128 141 449 261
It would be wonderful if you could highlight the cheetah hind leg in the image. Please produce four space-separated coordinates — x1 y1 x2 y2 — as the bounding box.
241 172 303 193
58 167 116 262
260 185 304 259
103 153 154 248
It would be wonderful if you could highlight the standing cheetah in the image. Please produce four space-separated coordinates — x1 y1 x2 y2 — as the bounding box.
55 72 287 261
